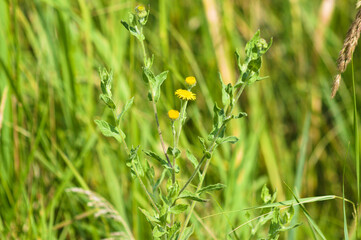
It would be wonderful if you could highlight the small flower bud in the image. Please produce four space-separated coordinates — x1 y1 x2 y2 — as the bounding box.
185 76 196 86
135 5 148 24
168 110 180 120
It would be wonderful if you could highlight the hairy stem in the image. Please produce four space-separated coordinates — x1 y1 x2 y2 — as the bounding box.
113 110 129 153
175 100 188 147
152 101 174 183
178 157 211 239
132 162 160 214
138 26 174 182
178 83 247 238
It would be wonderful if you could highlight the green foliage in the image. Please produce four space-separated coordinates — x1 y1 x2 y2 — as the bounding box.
127 146 144 178
197 183 226 195
245 185 301 240
2 1 358 239
94 119 125 142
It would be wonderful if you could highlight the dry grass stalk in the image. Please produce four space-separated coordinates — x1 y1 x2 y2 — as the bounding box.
67 188 135 240
332 7 361 98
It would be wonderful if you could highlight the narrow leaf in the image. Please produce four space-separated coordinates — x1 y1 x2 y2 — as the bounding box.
186 150 199 175
118 97 134 120
94 120 125 142
178 190 207 202
100 94 115 110
197 183 226 195
143 150 170 169
179 225 194 240
169 204 188 214
138 208 160 224
153 71 168 102
217 136 238 145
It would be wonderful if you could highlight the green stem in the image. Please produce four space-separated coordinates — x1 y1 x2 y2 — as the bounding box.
352 59 360 238
113 110 129 153
175 100 188 148
139 27 147 66
178 157 211 239
178 82 248 239
151 101 174 183
171 121 176 167
132 162 160 214
137 26 174 181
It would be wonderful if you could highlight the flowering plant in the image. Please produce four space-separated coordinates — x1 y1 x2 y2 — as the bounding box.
93 5 274 240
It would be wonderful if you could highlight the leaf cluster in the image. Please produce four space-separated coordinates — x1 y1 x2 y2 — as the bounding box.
245 185 301 240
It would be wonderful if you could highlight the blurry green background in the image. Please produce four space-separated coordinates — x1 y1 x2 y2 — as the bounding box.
1 0 360 239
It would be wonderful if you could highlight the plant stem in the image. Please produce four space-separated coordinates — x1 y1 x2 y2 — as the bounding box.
172 121 176 167
178 157 211 239
175 100 188 147
113 110 129 153
177 122 226 197
139 27 147 66
178 82 248 238
151 101 174 183
132 162 160 214
112 99 158 213
138 27 174 182
352 59 360 238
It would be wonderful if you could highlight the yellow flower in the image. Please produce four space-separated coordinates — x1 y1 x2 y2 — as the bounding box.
168 109 180 120
135 5 147 18
185 76 196 86
175 89 196 101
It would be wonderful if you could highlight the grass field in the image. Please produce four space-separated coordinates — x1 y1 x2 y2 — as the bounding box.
1 0 361 239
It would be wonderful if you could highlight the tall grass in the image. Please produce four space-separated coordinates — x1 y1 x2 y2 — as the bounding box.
0 0 360 239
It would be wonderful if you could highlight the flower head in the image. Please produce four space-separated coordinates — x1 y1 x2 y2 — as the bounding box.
135 4 148 19
175 89 196 101
185 76 196 86
168 110 180 120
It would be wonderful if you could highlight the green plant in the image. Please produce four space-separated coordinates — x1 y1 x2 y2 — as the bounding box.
84 5 272 239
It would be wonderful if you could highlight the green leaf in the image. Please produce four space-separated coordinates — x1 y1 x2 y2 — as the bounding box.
208 103 225 141
145 54 154 69
153 71 168 102
153 226 166 238
198 136 207 151
261 184 272 204
217 136 238 145
248 58 262 72
167 180 179 203
145 161 155 187
94 120 125 142
235 50 243 74
118 97 134 120
138 207 160 224
178 190 207 202
168 222 181 240
218 73 231 107
167 147 181 159
153 169 168 192
99 94 115 110
179 225 194 240
197 183 226 195
128 12 136 26
143 67 156 85
169 204 188 214
143 150 169 169
128 146 144 177
233 112 247 119
283 204 294 224
99 68 112 97
120 20 144 40
186 150 201 179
